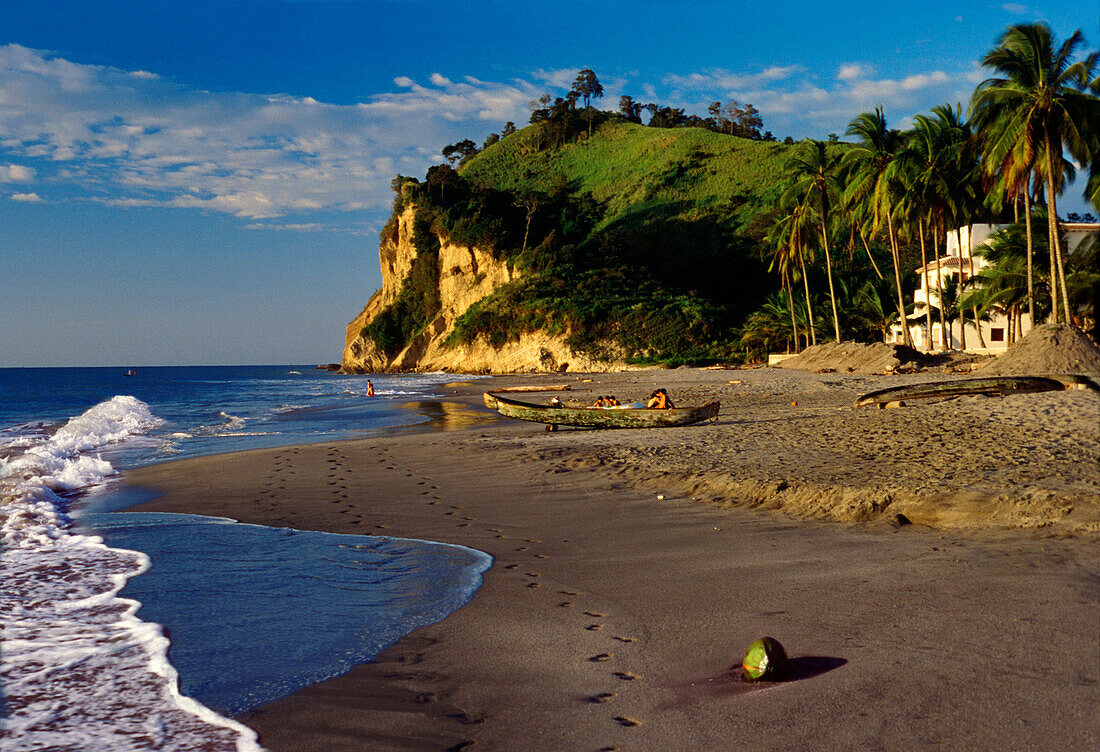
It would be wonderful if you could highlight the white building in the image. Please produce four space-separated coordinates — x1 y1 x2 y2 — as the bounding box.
888 222 1099 351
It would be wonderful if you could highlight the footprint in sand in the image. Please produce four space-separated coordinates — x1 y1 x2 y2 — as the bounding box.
584 611 604 618
612 717 641 728
587 692 617 704
585 624 602 631
612 672 639 681
589 653 612 663
611 636 636 644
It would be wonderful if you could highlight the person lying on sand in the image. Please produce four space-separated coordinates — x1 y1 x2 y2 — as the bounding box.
646 388 674 409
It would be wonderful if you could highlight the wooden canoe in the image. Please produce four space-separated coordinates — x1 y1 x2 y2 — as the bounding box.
854 375 1068 408
489 384 572 393
484 392 720 428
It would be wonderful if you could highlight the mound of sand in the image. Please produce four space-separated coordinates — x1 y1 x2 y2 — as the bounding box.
977 324 1100 375
776 341 924 374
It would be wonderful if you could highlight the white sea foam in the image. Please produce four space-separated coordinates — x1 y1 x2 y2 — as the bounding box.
0 396 263 752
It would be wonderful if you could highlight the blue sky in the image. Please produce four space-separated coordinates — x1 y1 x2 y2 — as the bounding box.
2 0 1095 366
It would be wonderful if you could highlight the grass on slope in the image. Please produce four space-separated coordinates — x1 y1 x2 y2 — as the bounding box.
461 121 793 233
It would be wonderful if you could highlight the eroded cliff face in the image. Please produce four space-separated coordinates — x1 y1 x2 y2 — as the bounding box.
342 206 622 373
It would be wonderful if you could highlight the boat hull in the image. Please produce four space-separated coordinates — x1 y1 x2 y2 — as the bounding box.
484 392 720 428
854 375 1069 407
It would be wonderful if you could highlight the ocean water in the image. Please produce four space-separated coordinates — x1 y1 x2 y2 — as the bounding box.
0 366 492 751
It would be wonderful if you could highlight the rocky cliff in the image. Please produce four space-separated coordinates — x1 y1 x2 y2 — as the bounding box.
341 206 622 373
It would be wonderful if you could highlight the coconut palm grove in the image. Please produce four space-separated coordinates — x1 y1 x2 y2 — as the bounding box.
372 21 1099 366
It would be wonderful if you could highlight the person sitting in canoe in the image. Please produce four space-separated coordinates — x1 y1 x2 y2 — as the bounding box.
646 388 675 409
592 396 606 407
549 396 564 408
607 396 621 406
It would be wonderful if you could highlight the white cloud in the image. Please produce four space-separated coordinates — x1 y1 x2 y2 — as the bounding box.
663 66 804 92
2 164 35 182
11 192 42 202
655 61 978 139
1002 3 1028 14
531 68 579 89
837 64 868 81
0 43 996 227
0 44 537 223
245 222 323 232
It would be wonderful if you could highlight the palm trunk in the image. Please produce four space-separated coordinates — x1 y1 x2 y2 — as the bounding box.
821 222 841 343
1046 202 1059 323
920 220 932 351
858 226 884 279
884 211 913 348
1044 139 1073 325
785 270 800 352
955 227 967 350
1023 186 1034 328
935 224 948 349
797 243 817 346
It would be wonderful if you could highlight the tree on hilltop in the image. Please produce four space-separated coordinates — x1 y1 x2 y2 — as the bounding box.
442 139 478 166
572 69 604 108
619 95 643 123
573 69 605 137
708 100 764 138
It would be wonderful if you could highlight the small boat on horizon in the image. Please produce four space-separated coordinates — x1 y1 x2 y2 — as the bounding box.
484 391 720 430
123 369 138 377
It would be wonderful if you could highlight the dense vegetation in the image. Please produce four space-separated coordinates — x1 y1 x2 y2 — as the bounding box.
368 122 789 364
363 24 1099 365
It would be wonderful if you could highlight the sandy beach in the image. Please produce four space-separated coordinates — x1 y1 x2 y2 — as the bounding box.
124 366 1100 751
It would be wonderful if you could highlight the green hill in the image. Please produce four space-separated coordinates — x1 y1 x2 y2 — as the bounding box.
370 120 799 365
462 121 791 230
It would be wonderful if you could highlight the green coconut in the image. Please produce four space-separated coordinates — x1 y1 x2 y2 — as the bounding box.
741 636 789 682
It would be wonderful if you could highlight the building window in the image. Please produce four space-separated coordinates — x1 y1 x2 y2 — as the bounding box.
990 328 1005 342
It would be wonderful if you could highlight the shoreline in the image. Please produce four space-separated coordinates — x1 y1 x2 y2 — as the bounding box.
121 368 1100 750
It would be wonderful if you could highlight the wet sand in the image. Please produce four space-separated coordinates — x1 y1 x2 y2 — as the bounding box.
125 368 1100 751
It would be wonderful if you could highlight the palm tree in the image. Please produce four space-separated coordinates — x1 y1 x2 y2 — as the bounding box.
764 214 803 351
740 291 802 359
931 103 983 350
843 107 913 347
766 206 821 348
894 110 959 349
782 140 843 342
970 22 1100 325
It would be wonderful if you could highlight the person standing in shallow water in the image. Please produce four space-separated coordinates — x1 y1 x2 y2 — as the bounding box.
367 381 375 397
